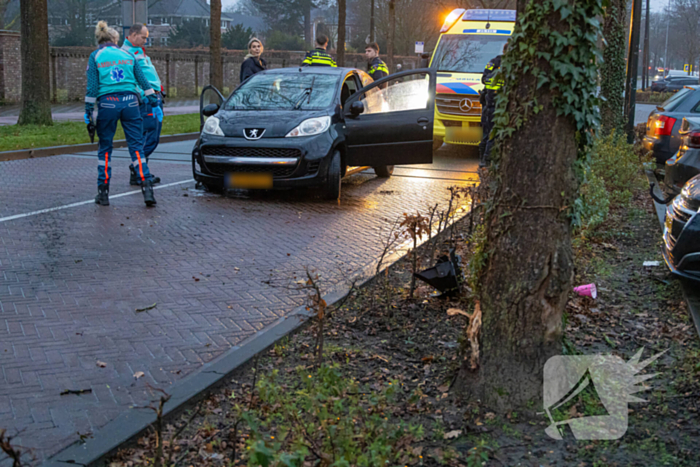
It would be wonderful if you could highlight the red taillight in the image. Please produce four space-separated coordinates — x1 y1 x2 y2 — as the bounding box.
654 115 677 136
687 131 700 148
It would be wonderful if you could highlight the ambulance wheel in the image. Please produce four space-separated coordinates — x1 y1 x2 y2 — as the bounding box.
373 165 394 178
323 151 342 201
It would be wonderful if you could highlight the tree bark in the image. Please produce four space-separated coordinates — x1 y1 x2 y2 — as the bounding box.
304 0 313 49
209 0 223 90
18 0 52 126
455 0 585 411
387 0 396 72
337 0 346 67
600 0 627 134
369 0 375 43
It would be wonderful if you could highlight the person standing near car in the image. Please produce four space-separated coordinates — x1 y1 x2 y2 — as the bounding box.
302 34 337 67
479 43 507 168
240 38 267 83
364 42 388 81
85 21 159 207
121 23 164 186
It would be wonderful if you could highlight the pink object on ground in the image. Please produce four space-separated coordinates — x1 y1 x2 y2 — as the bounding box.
574 283 597 299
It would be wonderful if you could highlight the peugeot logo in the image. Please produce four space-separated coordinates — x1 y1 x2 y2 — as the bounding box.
459 98 474 113
244 128 265 140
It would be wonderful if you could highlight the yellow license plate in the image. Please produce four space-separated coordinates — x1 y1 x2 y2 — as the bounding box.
229 173 273 189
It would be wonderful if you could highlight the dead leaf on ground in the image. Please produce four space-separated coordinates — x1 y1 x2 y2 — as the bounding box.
444 430 462 439
447 308 470 318
133 371 145 380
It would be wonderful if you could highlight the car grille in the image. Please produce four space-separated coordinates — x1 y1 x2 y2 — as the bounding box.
202 146 302 159
205 162 296 178
436 94 482 117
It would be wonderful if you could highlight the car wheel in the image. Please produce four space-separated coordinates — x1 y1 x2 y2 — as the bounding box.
324 151 342 200
201 181 223 194
373 165 394 178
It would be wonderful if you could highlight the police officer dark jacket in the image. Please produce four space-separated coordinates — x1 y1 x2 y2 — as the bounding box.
240 55 267 82
302 48 337 67
368 57 389 80
482 55 504 98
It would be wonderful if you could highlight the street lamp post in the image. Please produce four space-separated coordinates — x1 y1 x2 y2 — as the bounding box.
625 0 642 143
643 0 650 90
663 0 671 76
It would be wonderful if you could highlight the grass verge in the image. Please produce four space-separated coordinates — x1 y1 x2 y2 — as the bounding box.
0 113 199 152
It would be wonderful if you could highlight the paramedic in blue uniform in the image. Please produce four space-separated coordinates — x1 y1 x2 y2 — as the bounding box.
122 23 164 186
84 21 159 207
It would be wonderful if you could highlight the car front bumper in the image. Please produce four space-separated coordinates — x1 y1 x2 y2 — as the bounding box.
192 132 336 189
663 201 700 282
643 135 676 164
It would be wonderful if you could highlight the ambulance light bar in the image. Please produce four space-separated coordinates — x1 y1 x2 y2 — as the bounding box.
463 9 517 22
440 8 466 33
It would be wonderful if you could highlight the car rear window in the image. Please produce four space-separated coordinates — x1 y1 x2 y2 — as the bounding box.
660 87 694 111
225 73 338 111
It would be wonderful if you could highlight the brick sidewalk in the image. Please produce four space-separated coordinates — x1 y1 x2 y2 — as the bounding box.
0 149 477 464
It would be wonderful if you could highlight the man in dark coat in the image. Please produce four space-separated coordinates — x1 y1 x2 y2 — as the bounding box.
365 42 389 81
240 38 266 83
302 34 337 67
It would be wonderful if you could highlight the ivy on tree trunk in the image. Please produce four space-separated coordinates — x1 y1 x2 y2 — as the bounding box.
18 0 52 126
209 0 223 90
456 0 603 411
600 0 627 135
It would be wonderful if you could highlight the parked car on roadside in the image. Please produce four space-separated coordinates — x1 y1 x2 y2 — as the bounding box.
643 86 700 164
663 117 700 197
192 67 437 200
663 174 700 283
665 77 700 93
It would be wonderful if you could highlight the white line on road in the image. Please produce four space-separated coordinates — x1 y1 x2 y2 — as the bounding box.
0 179 194 224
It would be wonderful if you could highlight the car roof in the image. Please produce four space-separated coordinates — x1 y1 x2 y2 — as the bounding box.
257 67 360 76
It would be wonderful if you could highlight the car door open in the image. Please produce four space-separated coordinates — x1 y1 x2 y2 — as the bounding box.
343 69 437 167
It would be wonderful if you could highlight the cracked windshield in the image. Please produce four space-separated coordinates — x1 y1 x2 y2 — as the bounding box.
224 73 338 111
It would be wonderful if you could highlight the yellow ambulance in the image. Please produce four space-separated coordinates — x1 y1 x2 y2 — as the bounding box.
430 9 516 151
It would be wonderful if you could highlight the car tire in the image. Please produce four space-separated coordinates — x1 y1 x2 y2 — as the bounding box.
323 151 342 201
201 181 223 194
373 165 394 178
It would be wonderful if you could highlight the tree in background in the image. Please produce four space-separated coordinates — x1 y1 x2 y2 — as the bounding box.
50 0 93 46
337 0 346 66
457 0 603 410
0 0 19 30
266 30 306 50
222 23 254 50
210 0 223 90
669 0 700 76
18 0 53 126
600 0 627 134
249 0 324 47
168 18 210 48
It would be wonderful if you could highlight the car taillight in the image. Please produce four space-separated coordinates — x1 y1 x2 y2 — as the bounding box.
654 115 677 136
687 131 700 148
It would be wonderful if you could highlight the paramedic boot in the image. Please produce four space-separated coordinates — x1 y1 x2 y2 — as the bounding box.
95 184 109 206
129 165 139 186
142 179 157 207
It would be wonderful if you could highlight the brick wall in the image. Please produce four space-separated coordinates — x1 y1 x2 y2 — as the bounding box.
0 30 21 104
0 34 420 104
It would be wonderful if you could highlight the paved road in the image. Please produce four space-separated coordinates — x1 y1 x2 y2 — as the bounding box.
635 103 656 126
0 141 478 464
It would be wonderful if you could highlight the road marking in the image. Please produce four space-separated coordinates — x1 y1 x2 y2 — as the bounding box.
0 179 194 224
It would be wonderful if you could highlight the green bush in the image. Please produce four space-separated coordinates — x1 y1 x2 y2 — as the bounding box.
243 364 423 466
636 90 674 104
266 31 306 51
576 172 610 234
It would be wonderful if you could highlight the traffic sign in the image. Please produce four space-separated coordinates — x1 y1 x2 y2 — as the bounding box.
415 41 424 54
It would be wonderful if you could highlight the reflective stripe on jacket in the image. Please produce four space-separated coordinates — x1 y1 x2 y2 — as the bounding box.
368 57 389 80
302 48 337 67
482 55 504 92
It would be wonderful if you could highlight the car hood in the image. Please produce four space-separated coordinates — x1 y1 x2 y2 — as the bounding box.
215 109 331 138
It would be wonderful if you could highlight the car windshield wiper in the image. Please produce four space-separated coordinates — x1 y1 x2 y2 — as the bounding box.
293 76 316 110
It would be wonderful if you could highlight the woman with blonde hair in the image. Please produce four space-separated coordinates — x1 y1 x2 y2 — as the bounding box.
240 37 266 83
84 21 160 207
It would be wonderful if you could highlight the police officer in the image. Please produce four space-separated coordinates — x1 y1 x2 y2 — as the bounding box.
85 21 159 207
122 23 164 186
364 42 389 80
302 34 337 67
479 44 507 168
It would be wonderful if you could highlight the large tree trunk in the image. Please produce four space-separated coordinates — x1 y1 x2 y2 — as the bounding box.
600 0 627 134
209 0 223 90
455 0 601 411
304 0 313 49
18 0 52 126
386 0 395 72
369 0 375 43
337 0 346 67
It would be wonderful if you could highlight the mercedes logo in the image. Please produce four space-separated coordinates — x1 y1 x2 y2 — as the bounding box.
459 98 474 113
244 128 266 140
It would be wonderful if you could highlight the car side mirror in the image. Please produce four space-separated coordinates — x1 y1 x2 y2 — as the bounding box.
203 103 220 117
350 101 365 117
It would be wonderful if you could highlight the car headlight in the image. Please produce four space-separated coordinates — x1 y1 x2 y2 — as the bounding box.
202 116 224 136
286 116 331 138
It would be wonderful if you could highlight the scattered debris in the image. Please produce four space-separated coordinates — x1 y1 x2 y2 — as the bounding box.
134 372 145 380
443 430 462 439
60 389 92 396
643 261 661 267
135 303 157 313
573 283 597 299
96 361 107 368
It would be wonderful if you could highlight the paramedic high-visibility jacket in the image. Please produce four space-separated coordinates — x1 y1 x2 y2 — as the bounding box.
302 48 337 67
